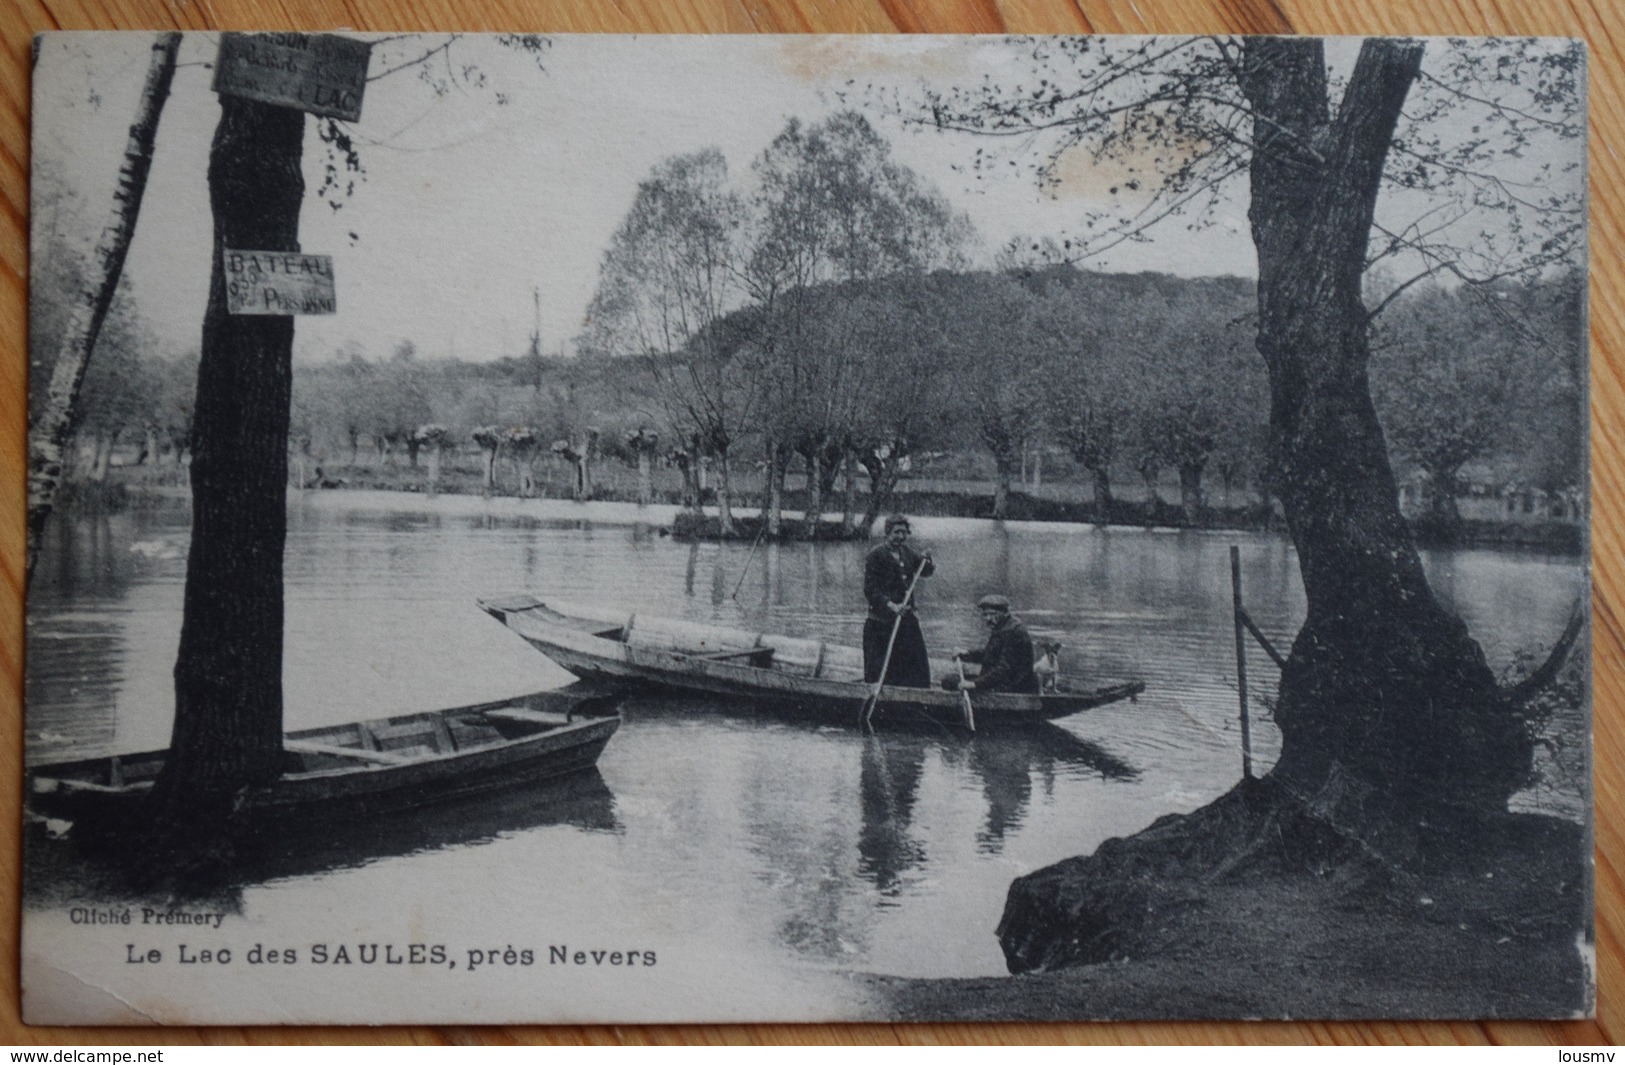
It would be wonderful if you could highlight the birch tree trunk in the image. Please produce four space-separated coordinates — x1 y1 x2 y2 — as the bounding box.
26 32 180 584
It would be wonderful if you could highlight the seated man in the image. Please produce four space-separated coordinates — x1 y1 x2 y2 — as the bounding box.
945 595 1040 695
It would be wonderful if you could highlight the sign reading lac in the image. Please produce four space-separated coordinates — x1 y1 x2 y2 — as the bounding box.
213 34 365 317
225 251 337 316
213 33 372 122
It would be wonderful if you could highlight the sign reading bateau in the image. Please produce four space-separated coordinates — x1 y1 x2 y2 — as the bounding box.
213 33 371 122
224 250 337 316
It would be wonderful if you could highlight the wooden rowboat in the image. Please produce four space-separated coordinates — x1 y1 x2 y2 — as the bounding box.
26 687 620 825
478 595 1144 728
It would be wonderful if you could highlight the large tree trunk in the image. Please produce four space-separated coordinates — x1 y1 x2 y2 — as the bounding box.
636 449 653 506
27 33 180 585
841 450 858 537
765 439 784 537
150 94 305 829
672 451 698 514
578 429 597 501
860 455 887 536
858 447 907 539
1423 463 1463 530
1137 457 1161 504
1239 38 1528 816
89 431 112 483
716 449 735 536
1089 464 1113 506
992 459 1013 520
1178 461 1205 520
802 449 824 540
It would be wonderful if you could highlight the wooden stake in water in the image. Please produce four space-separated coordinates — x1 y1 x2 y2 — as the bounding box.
730 516 770 600
1230 545 1255 780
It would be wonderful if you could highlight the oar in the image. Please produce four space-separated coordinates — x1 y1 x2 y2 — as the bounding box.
956 657 976 733
860 556 929 731
729 514 771 601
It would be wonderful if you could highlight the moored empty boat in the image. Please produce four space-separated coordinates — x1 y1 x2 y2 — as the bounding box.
478 595 1143 728
27 687 621 826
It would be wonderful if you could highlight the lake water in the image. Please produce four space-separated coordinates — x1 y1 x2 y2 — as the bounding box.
24 489 1587 1006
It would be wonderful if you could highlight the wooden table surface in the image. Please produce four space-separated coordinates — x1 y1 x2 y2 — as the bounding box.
0 0 1616 1047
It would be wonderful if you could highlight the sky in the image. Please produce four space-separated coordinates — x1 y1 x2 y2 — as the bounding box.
31 33 1581 366
34 34 1264 366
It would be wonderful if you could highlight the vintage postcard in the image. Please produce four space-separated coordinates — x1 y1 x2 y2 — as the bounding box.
23 32 1591 1024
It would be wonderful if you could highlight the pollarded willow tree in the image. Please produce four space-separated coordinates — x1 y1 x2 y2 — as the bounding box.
746 112 971 538
847 276 969 534
582 148 757 535
1371 274 1585 531
916 36 1584 822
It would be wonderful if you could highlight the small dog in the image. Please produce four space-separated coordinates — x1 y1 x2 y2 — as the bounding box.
1034 641 1063 693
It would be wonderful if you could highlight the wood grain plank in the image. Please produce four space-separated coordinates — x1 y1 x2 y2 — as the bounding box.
0 0 1613 1046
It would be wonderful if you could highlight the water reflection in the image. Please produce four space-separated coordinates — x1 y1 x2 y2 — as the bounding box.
25 770 620 908
24 491 1586 980
967 724 1138 850
24 619 123 754
859 734 927 894
854 720 1140 893
42 509 134 599
236 770 620 884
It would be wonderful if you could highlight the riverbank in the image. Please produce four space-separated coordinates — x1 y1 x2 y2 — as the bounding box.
861 788 1592 1021
87 463 1581 553
668 497 1581 552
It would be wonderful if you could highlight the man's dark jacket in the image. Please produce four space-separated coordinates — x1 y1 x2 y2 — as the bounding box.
962 614 1039 694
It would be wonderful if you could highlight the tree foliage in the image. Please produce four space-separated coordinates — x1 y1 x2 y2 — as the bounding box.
583 112 970 536
906 35 1584 822
1372 271 1585 521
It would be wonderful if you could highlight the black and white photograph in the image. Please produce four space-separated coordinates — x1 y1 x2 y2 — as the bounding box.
22 31 1591 1024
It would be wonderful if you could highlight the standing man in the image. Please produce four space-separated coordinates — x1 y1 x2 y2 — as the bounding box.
949 595 1040 694
863 515 934 687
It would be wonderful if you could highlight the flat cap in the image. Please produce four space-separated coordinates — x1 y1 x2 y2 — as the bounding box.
976 594 1010 612
884 514 912 532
